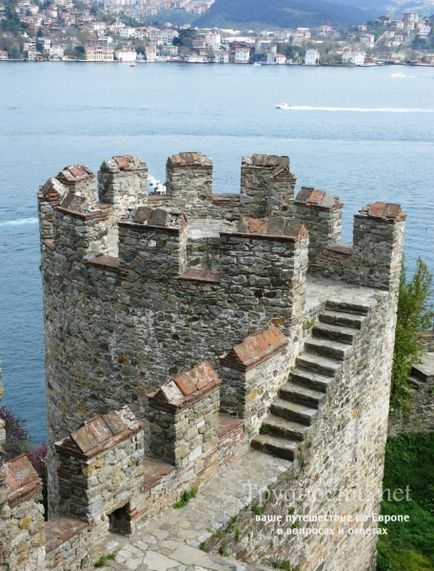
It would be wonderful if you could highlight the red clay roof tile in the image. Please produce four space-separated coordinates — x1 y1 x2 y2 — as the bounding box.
367 202 405 220
5 454 39 493
220 325 288 371
151 361 221 410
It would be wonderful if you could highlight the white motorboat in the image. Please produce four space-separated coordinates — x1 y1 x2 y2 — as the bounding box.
275 103 293 110
149 175 167 195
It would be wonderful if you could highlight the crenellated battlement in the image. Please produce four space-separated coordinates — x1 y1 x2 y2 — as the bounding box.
38 155 405 406
38 152 298 252
31 150 407 571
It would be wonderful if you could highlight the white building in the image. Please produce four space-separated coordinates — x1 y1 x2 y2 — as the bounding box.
360 33 375 48
85 45 114 62
297 27 311 40
186 54 208 63
119 27 136 39
159 45 178 57
39 37 51 51
49 45 65 59
417 23 431 38
205 31 221 50
342 51 365 66
115 48 137 62
402 10 418 26
304 49 319 66
145 46 157 63
234 47 251 64
146 28 178 45
319 25 333 37
215 50 229 63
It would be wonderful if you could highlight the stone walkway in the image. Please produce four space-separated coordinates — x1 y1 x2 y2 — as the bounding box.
104 448 288 571
103 277 382 571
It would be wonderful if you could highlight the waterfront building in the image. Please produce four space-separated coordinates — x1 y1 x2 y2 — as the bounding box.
115 48 137 62
305 48 320 66
85 44 114 62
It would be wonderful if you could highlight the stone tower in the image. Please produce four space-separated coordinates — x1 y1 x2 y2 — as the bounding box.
35 152 405 571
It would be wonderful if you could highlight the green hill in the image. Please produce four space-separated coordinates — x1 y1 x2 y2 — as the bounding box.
195 0 375 29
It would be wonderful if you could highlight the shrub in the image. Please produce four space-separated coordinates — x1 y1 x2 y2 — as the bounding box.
391 259 433 414
377 433 434 570
0 405 31 460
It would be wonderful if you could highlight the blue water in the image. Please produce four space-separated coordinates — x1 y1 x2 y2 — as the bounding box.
0 62 433 443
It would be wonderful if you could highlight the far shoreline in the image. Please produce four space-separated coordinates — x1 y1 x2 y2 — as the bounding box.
1 59 433 68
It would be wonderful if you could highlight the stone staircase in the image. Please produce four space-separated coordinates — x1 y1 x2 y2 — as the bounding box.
251 301 369 461
407 352 434 389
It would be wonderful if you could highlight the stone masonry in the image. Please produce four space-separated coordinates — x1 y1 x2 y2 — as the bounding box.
0 151 406 570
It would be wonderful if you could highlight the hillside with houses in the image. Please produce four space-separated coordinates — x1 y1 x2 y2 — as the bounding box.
0 0 433 65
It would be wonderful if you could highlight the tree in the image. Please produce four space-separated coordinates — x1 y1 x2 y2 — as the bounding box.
173 28 197 49
391 258 433 414
0 5 24 34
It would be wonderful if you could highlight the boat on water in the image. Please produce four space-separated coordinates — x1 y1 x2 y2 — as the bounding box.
149 175 167 195
275 103 293 110
129 63 137 67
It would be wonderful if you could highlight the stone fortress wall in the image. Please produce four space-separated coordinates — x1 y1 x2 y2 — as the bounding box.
0 152 405 570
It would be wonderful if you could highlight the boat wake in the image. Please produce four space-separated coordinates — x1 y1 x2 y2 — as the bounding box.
390 72 415 79
279 105 434 113
0 217 39 228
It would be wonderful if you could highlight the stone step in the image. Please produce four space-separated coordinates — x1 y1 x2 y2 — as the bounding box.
325 300 370 316
251 434 298 461
411 353 434 383
261 414 309 441
296 353 341 377
279 382 326 409
304 338 352 361
291 367 332 393
270 398 318 426
408 375 425 390
319 310 363 330
313 322 356 344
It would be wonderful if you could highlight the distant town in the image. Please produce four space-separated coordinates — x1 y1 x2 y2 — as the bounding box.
1 0 433 65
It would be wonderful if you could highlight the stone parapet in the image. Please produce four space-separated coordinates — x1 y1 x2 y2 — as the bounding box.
219 325 290 437
166 152 213 215
294 187 343 260
0 455 45 570
55 407 145 529
240 154 296 219
310 202 405 292
45 517 90 570
149 362 221 472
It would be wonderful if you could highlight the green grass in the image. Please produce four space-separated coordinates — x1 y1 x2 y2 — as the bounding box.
173 485 199 509
94 553 116 567
251 503 263 516
377 432 434 571
272 561 300 571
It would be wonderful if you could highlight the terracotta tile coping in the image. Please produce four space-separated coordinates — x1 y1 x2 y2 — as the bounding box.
143 458 175 491
5 454 42 507
325 244 353 256
45 516 88 553
179 269 220 284
87 255 120 271
56 205 110 222
56 409 143 459
220 324 288 372
218 415 244 439
150 361 221 412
